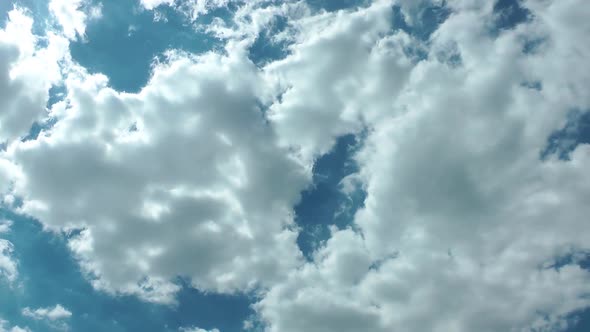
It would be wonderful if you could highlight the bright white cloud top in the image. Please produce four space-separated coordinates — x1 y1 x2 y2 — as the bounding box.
1 0 590 331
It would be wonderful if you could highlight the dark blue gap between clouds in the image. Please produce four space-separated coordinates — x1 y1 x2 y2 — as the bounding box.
542 110 590 160
294 134 366 260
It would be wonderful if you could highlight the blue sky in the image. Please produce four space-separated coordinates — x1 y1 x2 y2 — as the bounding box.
1 1 590 332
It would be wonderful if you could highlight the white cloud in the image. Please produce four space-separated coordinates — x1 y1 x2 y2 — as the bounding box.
180 327 220 332
0 9 68 144
0 239 17 283
0 318 30 332
253 1 590 331
22 304 72 321
141 0 175 10
264 0 415 162
0 220 12 234
49 0 103 40
1 0 590 331
5 48 310 303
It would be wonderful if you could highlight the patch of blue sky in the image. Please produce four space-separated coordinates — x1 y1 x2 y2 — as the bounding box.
491 0 531 34
0 1 11 27
18 86 64 143
570 310 590 332
391 2 450 42
68 0 230 93
294 134 366 259
542 110 590 160
0 209 253 332
388 2 450 64
248 15 290 66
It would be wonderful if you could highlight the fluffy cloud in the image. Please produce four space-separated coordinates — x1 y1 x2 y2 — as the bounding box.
264 0 420 162
140 0 176 10
5 46 310 302
1 0 590 331
254 0 590 331
22 304 72 321
22 304 71 331
49 0 103 40
0 8 67 143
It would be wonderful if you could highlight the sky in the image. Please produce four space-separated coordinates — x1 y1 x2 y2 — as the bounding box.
0 0 590 331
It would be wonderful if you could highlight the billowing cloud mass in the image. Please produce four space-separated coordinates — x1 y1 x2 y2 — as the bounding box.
254 1 590 331
1 0 590 331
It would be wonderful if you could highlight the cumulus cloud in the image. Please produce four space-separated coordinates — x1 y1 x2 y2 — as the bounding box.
253 0 590 331
49 0 103 40
0 8 67 143
22 304 72 321
5 47 310 302
0 220 11 234
22 304 71 331
0 239 17 284
1 0 590 331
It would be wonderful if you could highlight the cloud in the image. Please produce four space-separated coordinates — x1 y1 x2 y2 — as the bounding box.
0 238 17 284
22 304 72 321
49 0 103 40
0 220 11 234
0 318 30 332
252 0 590 331
179 327 220 332
1 0 590 331
264 0 417 162
140 0 175 10
0 8 68 143
5 47 310 302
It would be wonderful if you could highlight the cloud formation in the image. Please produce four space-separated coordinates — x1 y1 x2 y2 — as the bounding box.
0 8 67 143
254 1 590 331
1 0 589 331
5 47 309 302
